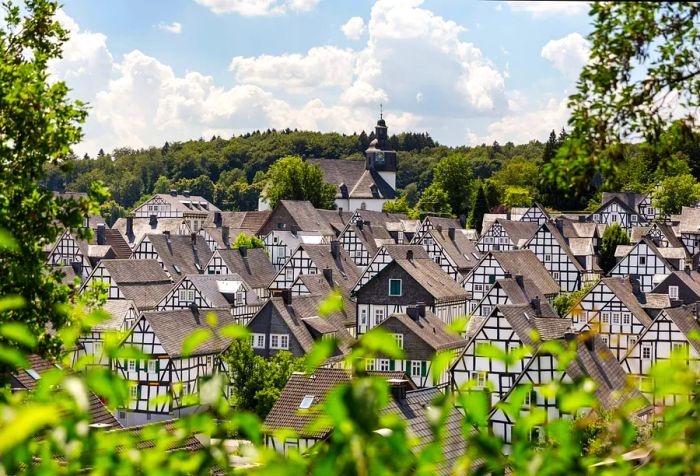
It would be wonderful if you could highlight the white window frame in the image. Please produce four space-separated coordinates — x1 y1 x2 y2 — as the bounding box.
622 313 631 325
669 285 679 300
147 359 156 373
251 333 265 349
612 313 620 324
475 371 487 388
641 344 652 360
374 308 385 325
235 291 245 306
639 256 647 266
179 289 195 302
378 359 390 372
360 308 367 325
285 268 294 280
270 334 290 350
601 312 610 324
388 279 403 297
130 385 138 400
411 361 421 378
128 359 136 372
93 341 103 357
393 333 404 349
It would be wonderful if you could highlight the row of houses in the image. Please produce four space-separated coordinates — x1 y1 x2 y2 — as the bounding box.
38 185 700 460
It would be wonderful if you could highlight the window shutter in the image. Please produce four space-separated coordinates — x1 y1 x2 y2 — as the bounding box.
421 361 427 377
156 360 160 372
389 360 395 371
135 360 140 371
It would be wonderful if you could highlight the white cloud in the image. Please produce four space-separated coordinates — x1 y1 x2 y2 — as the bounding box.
230 46 356 93
541 32 590 80
157 21 182 33
507 1 588 18
467 96 569 145
194 0 319 16
341 16 366 40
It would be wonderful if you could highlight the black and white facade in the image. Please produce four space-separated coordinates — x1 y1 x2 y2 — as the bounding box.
476 220 538 253
609 238 674 292
524 221 584 292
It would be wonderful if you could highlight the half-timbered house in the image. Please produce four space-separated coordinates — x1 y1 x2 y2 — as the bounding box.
588 194 647 233
462 250 560 314
476 219 538 253
609 238 675 292
568 277 654 360
620 305 700 408
415 216 477 241
451 303 571 406
631 223 684 249
338 219 396 268
678 206 700 256
154 274 262 323
200 210 271 251
258 200 336 239
489 333 648 452
468 275 559 321
80 259 173 311
113 215 191 250
353 246 469 334
131 190 219 234
413 226 481 281
601 191 658 223
205 247 277 300
113 307 234 427
263 230 326 271
373 305 466 388
246 290 354 360
269 241 360 296
651 270 700 305
130 232 213 279
524 221 585 292
519 203 551 225
78 299 139 367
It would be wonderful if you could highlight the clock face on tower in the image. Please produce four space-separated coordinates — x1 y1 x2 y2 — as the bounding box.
375 151 385 165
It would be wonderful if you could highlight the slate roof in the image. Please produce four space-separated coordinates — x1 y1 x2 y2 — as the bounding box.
293 274 356 327
494 220 539 248
488 250 560 296
317 209 354 235
383 244 430 261
678 206 700 234
424 216 463 231
146 193 220 214
263 200 336 237
143 233 213 277
343 221 396 257
203 210 270 234
214 248 277 289
263 368 351 438
390 255 469 301
307 159 365 195
497 304 573 346
602 191 648 212
493 277 559 318
658 305 700 355
600 277 654 327
94 259 173 310
176 274 260 307
299 243 362 295
382 310 467 352
428 227 482 274
655 270 700 298
113 216 189 247
141 308 234 357
383 387 468 476
103 229 133 258
630 223 684 249
97 299 137 331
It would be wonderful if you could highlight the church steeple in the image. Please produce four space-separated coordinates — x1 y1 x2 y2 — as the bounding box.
365 108 396 174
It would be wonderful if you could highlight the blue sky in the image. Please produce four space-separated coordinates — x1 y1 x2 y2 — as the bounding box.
53 0 593 154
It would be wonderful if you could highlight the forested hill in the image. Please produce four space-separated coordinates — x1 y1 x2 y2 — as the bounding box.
43 128 547 214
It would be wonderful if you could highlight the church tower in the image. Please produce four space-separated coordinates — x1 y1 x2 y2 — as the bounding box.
365 108 397 191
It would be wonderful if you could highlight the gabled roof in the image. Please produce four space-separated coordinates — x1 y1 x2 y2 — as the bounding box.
142 233 213 277
654 270 700 298
630 223 684 249
656 305 700 355
611 237 676 272
382 310 466 352
602 191 648 212
342 221 395 258
317 209 354 235
214 248 277 289
307 159 365 196
173 274 260 307
203 210 271 234
92 259 173 310
423 216 462 231
298 243 361 295
531 221 585 273
263 368 351 437
383 244 430 261
678 206 700 234
492 219 539 247
113 216 189 246
146 193 220 214
599 277 654 327
262 200 336 237
348 169 397 199
494 277 559 318
140 308 234 357
521 202 551 221
590 195 639 217
428 227 481 272
497 304 572 346
103 229 132 258
389 255 469 301
488 250 560 296
97 299 137 331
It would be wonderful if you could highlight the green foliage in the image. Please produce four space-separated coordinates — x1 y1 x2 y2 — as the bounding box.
652 173 700 220
416 182 452 217
99 200 126 227
231 232 264 250
491 157 540 200
432 153 474 216
261 155 337 210
382 195 419 219
222 339 304 417
152 175 173 194
503 186 532 208
599 223 630 273
546 2 700 198
467 183 490 233
553 280 598 317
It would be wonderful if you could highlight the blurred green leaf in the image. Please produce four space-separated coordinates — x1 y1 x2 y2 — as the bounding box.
0 404 60 453
0 295 26 312
0 344 28 367
181 328 212 357
318 290 344 316
219 323 250 339
0 228 18 251
305 338 337 373
205 311 218 327
0 322 37 349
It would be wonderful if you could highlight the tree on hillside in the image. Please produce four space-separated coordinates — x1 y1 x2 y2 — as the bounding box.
503 186 532 208
542 130 558 164
467 183 490 233
0 0 103 358
261 155 336 209
491 158 539 200
383 195 420 219
599 223 630 273
152 175 172 194
433 153 474 216
546 2 700 197
653 174 700 220
416 183 452 217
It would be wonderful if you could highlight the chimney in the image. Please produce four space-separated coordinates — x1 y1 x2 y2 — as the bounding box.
96 224 106 245
170 189 178 197
459 215 466 229
530 296 541 315
436 224 443 233
506 211 512 221
330 240 340 259
189 302 200 323
564 332 576 342
503 272 512 279
340 183 348 199
222 226 230 248
407 306 420 321
149 214 157 227
291 224 299 236
239 246 248 257
323 268 333 286
416 302 426 318
191 233 197 245
388 379 408 402
281 289 292 306
585 335 594 351
126 216 134 238
406 249 414 261
448 227 456 241
183 190 190 198
554 218 564 233
214 212 222 227
338 207 343 215
357 220 364 230
370 184 378 197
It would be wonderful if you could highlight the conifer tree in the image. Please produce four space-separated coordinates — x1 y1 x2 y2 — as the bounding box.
467 183 490 233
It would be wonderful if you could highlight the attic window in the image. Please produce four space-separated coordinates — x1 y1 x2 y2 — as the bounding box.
173 264 182 274
299 395 315 409
195 263 203 272
26 368 40 380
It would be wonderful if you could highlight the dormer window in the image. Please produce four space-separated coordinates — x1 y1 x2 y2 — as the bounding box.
300 395 315 409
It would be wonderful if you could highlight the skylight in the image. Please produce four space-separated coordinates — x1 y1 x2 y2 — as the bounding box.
173 264 182 274
299 395 315 409
26 368 41 380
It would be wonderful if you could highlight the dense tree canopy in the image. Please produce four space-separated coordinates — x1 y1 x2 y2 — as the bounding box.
599 223 630 273
260 155 337 210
